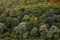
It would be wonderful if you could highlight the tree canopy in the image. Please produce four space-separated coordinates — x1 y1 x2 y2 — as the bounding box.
0 0 60 40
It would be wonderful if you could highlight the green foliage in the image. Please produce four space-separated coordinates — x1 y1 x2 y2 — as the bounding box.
0 0 60 40
0 23 6 33
23 15 30 21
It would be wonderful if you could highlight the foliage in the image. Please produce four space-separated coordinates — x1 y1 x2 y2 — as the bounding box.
0 0 60 40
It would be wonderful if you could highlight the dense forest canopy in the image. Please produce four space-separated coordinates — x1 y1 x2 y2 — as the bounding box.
0 0 60 40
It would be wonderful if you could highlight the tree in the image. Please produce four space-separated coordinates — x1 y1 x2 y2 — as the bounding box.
14 22 28 40
39 24 48 39
0 23 7 33
23 15 30 22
